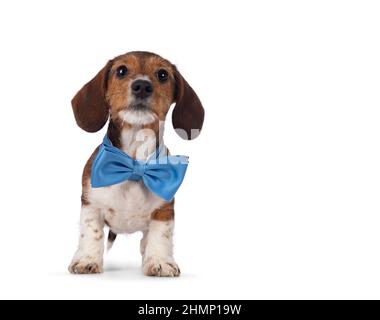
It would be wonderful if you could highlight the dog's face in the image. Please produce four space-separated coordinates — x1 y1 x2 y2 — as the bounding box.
72 51 204 140
107 52 176 126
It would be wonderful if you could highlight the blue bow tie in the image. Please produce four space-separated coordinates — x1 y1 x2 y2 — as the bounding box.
91 136 189 201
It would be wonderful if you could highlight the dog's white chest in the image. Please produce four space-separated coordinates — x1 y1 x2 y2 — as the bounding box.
87 180 164 234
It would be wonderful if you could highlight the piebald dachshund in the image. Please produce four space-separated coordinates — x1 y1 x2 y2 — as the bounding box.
68 51 204 276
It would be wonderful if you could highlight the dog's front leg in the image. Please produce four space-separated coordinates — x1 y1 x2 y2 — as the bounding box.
142 202 180 277
69 206 105 274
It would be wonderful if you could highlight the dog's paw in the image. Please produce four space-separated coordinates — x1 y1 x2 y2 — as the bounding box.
142 256 180 277
68 259 103 274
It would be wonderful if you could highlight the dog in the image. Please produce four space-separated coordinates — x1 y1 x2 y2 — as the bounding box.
68 51 204 276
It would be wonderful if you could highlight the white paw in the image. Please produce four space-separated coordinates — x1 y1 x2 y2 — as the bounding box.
142 256 180 277
68 257 103 274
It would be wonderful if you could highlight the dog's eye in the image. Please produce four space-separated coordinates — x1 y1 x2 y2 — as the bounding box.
116 65 128 78
157 69 168 83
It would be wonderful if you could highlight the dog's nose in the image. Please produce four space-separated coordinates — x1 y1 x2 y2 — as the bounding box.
131 80 153 99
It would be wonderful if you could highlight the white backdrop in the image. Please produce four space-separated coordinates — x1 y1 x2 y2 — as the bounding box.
0 0 380 299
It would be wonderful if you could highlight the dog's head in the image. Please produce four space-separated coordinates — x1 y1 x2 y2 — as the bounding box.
71 51 204 140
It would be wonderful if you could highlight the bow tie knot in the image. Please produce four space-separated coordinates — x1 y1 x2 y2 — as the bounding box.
90 136 189 201
132 160 146 177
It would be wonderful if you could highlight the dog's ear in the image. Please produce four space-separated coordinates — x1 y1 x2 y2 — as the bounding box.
172 67 205 140
71 60 113 132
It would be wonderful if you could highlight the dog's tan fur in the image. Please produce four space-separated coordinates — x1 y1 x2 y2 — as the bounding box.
69 51 204 276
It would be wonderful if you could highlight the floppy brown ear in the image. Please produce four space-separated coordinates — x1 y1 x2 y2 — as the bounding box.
71 61 113 132
172 67 205 140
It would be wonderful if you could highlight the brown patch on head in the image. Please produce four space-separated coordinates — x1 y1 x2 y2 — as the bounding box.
151 200 175 221
106 51 176 123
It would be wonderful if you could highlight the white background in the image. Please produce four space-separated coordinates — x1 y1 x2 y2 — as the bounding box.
0 0 379 299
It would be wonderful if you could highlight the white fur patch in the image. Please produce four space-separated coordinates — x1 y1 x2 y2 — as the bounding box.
120 126 157 160
142 220 180 276
69 206 105 273
88 181 165 234
144 220 174 258
118 109 157 126
134 74 151 82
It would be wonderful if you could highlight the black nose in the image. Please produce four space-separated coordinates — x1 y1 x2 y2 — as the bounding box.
131 80 153 99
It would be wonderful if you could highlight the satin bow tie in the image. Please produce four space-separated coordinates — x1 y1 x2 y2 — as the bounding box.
91 136 189 201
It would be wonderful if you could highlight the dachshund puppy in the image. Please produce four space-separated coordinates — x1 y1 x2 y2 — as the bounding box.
68 51 204 276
